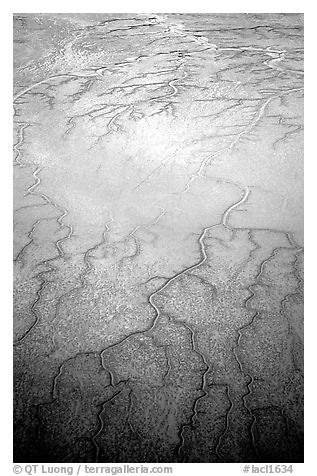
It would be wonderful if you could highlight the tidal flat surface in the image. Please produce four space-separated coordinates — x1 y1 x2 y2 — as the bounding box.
13 13 304 463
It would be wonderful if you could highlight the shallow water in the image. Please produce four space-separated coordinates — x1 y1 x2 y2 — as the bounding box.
13 13 303 463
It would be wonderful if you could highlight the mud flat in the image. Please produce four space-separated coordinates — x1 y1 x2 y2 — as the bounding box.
13 13 303 462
